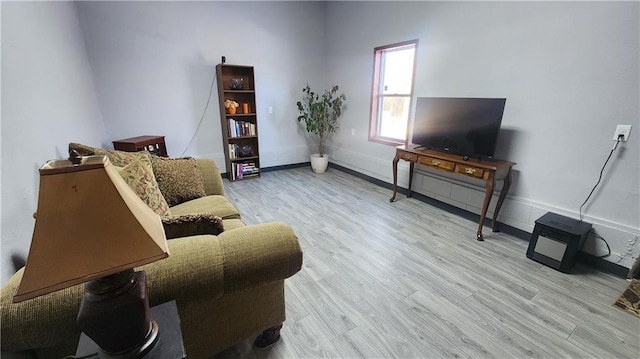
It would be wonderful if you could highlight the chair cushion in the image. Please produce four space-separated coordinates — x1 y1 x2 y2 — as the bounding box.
170 195 241 220
118 155 171 217
151 156 207 207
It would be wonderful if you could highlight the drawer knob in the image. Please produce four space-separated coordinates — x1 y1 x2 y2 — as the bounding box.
465 167 476 174
403 154 412 160
431 160 440 166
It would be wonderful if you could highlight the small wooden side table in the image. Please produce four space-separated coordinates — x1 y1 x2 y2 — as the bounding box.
113 135 168 157
76 300 186 359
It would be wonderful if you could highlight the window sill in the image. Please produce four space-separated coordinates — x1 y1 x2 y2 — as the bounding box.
369 136 405 147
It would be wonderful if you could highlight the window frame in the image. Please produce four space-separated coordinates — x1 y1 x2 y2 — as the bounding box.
368 39 419 146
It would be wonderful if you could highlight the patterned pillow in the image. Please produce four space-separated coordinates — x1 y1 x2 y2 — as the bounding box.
102 149 150 167
118 154 171 217
68 142 150 167
150 156 207 207
161 213 224 239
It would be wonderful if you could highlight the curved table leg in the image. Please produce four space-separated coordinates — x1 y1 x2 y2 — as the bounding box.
407 162 415 198
477 171 496 241
492 168 512 232
390 152 400 202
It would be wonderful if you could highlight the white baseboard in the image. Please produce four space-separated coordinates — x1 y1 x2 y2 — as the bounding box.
196 145 638 270
328 146 640 270
197 145 310 173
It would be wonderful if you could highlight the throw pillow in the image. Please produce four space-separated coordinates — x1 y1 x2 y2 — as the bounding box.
150 156 207 207
161 213 224 239
102 149 150 167
68 143 150 167
118 154 171 217
68 142 99 156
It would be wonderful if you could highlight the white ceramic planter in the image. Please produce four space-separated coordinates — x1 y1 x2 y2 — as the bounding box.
310 154 329 173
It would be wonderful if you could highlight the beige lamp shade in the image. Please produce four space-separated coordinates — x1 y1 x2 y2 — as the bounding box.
14 155 169 302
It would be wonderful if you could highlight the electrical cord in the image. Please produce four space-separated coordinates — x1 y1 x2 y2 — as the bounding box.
591 230 611 258
578 136 621 221
180 71 218 157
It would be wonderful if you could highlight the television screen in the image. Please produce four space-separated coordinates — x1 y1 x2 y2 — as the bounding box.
411 97 506 158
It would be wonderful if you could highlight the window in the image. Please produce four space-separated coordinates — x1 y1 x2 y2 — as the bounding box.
369 40 418 145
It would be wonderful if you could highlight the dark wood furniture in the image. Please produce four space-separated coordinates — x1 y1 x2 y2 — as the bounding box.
76 300 186 358
113 135 167 157
216 64 260 181
391 145 516 241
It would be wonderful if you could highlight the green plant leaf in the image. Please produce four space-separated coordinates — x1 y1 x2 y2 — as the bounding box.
296 84 347 157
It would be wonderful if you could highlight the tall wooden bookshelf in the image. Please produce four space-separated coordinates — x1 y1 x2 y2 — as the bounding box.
216 64 260 181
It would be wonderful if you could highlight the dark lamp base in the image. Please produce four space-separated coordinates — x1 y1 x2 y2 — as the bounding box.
98 320 159 359
77 269 158 358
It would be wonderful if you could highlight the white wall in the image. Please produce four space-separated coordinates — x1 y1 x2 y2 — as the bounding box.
324 1 639 269
1 1 107 284
1 1 637 287
75 1 326 167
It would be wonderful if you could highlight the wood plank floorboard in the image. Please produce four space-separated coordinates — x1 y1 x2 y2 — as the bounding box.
215 167 638 359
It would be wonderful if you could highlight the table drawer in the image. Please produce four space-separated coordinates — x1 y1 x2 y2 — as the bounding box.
418 156 455 171
455 164 485 178
399 151 418 162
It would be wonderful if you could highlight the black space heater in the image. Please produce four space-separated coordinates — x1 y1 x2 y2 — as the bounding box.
527 212 592 273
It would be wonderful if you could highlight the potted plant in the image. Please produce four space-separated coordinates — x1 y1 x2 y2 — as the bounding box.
224 100 239 114
296 84 346 173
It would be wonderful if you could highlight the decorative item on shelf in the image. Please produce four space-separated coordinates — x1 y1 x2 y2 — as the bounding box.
242 102 249 114
13 152 169 358
225 100 239 114
229 78 244 90
239 145 253 157
296 84 346 173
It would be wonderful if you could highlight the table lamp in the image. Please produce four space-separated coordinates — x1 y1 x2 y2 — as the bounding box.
13 153 169 358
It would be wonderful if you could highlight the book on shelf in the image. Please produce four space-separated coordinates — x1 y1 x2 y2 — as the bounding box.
227 118 256 137
231 162 260 180
228 144 236 159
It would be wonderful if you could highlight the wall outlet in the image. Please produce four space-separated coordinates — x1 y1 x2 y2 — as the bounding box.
351 128 355 136
613 125 632 141
268 106 273 114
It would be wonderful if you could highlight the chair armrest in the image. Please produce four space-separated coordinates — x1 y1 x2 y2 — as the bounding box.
218 222 303 294
0 270 83 352
142 222 303 305
194 159 225 196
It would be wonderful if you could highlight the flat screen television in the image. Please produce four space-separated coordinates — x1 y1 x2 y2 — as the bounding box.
411 97 506 159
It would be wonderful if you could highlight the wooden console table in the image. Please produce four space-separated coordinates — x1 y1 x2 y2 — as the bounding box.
390 145 516 241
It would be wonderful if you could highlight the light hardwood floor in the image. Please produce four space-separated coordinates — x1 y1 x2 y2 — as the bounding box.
216 166 639 359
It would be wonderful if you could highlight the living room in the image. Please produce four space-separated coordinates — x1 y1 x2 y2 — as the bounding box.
1 1 639 358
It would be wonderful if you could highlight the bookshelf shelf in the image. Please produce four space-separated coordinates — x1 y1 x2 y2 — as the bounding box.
225 113 256 117
230 156 259 162
223 90 255 94
216 64 260 181
229 136 258 140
